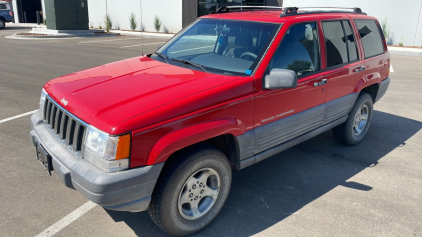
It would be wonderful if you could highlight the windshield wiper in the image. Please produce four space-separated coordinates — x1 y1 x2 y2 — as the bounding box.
153 52 169 64
172 58 208 73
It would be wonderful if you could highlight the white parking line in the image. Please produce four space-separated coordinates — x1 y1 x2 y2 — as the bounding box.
78 38 140 44
390 64 394 73
35 201 97 237
120 42 166 48
0 110 38 124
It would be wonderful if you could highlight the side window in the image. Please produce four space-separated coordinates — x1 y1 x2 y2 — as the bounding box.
354 20 385 58
322 21 348 67
343 20 359 62
269 22 320 76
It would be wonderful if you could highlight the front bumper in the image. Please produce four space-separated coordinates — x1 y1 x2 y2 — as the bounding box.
30 111 164 212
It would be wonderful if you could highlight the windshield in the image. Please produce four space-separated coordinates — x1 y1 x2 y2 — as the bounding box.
152 18 280 76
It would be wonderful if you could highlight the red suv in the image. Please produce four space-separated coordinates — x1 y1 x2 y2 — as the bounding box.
30 6 390 236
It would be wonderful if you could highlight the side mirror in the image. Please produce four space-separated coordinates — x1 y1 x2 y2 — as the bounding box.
157 46 162 51
263 68 297 89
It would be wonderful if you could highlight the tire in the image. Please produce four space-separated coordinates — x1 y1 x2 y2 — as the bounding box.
332 92 373 145
0 19 5 29
148 143 232 236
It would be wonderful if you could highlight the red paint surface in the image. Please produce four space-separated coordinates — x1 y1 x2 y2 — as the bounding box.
43 11 389 168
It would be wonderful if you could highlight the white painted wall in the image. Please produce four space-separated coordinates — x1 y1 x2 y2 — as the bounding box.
11 0 19 23
283 0 422 46
87 0 183 33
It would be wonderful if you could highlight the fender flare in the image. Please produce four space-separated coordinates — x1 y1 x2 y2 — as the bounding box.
146 117 244 165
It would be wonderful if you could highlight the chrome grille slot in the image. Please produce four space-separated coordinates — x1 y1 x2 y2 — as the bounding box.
67 119 76 148
51 105 58 131
60 114 69 140
43 98 49 119
46 100 53 124
55 110 63 135
42 96 88 156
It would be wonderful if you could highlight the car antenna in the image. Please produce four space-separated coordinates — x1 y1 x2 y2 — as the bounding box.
140 0 144 56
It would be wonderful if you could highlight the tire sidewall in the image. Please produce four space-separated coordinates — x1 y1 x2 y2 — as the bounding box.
160 150 231 235
346 94 373 144
0 19 5 29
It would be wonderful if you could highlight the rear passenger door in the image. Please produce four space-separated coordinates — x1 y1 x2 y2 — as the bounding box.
354 19 389 86
254 21 326 155
320 18 366 124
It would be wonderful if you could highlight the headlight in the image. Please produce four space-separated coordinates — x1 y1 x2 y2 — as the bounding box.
40 88 47 114
83 125 131 172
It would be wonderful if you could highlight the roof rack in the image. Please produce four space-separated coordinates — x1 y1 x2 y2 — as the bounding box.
210 6 366 17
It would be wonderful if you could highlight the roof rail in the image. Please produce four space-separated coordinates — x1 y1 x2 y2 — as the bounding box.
210 6 285 14
209 6 365 16
297 7 363 13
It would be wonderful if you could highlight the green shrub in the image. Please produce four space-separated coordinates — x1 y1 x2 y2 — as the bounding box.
380 18 390 40
104 14 113 32
163 25 169 33
153 15 162 32
140 23 145 32
129 12 138 31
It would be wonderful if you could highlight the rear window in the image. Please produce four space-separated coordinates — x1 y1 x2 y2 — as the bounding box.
343 21 359 62
354 20 385 58
0 4 7 10
322 21 349 67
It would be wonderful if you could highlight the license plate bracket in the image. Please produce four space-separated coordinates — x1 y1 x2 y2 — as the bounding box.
36 143 53 175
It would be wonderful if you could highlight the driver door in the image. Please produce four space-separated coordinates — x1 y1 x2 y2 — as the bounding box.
253 21 327 154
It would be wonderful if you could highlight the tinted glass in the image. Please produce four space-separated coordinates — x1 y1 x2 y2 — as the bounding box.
0 4 7 9
343 20 359 61
323 21 348 67
156 19 279 75
354 20 385 58
269 22 320 76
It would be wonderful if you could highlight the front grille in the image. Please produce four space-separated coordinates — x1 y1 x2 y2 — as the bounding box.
43 96 87 157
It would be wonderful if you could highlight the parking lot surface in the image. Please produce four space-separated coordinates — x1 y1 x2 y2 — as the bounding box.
1 28 421 237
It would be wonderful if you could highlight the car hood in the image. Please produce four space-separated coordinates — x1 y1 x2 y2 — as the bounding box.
45 56 243 134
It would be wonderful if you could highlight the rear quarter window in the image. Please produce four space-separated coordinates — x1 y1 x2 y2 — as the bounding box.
354 19 385 59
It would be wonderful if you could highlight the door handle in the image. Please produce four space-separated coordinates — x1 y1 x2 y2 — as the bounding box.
314 79 327 87
354 66 366 72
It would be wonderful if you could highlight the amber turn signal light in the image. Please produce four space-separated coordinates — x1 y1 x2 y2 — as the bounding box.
115 134 131 160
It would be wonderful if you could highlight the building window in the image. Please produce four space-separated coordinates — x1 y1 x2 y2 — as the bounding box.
198 0 265 17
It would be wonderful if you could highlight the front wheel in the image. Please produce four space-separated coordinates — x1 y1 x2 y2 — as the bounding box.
332 92 373 145
0 19 5 29
148 143 232 236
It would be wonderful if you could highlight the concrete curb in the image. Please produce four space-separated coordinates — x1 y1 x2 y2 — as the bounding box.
109 30 175 39
388 47 422 57
5 33 118 40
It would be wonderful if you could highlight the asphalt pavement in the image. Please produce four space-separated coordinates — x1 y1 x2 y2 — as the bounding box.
0 28 421 237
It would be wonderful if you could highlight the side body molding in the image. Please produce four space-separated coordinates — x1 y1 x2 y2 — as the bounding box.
235 93 358 169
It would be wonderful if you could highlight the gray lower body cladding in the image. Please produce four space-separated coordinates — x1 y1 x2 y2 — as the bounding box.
236 116 348 169
30 111 164 212
236 92 359 169
375 77 390 102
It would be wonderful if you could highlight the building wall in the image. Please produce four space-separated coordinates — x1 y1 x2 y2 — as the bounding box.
283 0 422 46
87 0 183 33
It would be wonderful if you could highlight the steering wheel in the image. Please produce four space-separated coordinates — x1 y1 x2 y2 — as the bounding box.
240 52 258 60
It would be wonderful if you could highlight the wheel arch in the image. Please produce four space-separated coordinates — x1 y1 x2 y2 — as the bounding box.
146 118 242 166
360 82 379 103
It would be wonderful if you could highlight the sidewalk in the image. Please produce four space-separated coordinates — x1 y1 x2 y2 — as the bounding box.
109 30 175 39
387 46 422 57
6 22 46 29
